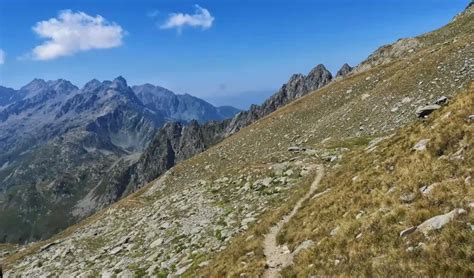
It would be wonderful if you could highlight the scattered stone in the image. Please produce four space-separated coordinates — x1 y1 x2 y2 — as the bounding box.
400 192 416 203
412 139 429 151
288 146 303 152
176 265 191 275
293 240 314 255
150 238 164 248
198 261 210 267
330 226 340 236
419 183 439 196
417 208 467 235
284 169 294 176
117 269 133 278
401 97 412 104
261 177 273 187
109 246 122 255
434 96 448 105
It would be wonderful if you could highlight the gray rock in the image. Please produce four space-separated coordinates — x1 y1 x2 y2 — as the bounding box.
150 238 164 248
400 192 416 203
419 182 439 196
416 104 441 118
412 139 430 151
293 240 314 255
288 146 302 152
417 208 467 235
434 96 448 105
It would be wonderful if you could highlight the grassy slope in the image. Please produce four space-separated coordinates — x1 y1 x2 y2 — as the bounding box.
197 86 473 277
280 85 474 277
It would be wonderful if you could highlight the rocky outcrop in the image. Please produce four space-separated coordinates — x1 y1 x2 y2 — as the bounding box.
335 63 353 78
224 64 332 135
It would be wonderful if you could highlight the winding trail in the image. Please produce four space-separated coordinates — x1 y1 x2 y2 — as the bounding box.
263 165 325 278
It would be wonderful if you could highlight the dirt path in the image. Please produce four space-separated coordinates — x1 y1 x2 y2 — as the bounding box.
262 165 325 278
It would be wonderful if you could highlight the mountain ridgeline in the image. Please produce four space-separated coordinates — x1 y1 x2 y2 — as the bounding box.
0 62 341 244
0 78 239 243
101 64 337 199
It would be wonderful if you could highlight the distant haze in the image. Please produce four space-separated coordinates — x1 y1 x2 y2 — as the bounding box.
204 89 276 110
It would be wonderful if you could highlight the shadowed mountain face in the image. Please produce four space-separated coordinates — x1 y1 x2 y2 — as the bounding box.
0 77 240 243
132 84 240 123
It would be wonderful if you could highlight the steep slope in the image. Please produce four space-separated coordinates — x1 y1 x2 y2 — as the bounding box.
203 84 474 277
0 77 239 244
2 5 471 276
0 86 22 109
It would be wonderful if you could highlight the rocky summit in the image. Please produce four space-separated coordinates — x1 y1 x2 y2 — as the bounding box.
1 3 472 277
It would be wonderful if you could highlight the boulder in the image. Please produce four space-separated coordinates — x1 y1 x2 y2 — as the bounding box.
416 105 441 118
417 208 467 235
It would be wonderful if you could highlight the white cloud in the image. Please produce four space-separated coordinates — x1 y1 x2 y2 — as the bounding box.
31 10 125 60
160 5 214 31
0 49 5 64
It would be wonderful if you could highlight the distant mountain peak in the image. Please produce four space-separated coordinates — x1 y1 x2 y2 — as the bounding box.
21 78 47 91
47 79 78 93
335 63 353 78
83 79 102 91
111 76 128 89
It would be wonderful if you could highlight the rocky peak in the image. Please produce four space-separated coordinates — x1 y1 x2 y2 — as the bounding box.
304 64 332 91
82 79 102 91
47 79 78 94
132 83 174 97
335 63 353 78
110 76 128 90
20 78 48 92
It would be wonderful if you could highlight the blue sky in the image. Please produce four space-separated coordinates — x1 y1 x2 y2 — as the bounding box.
0 0 469 109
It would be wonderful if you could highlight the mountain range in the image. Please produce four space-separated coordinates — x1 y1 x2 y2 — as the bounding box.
0 78 239 243
1 3 473 277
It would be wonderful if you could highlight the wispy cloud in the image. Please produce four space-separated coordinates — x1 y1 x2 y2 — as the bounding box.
30 10 125 61
160 5 214 32
147 10 160 18
0 49 5 64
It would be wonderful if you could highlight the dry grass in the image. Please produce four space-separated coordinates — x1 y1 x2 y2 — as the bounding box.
278 85 474 277
198 85 473 277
